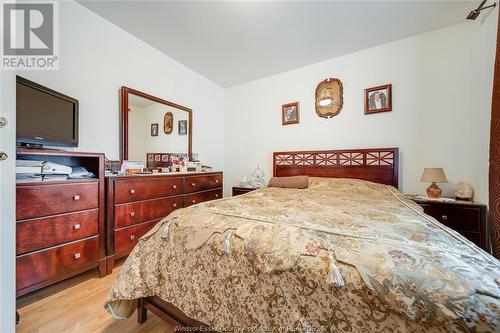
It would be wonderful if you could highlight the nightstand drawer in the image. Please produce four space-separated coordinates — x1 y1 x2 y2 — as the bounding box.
420 204 481 232
460 231 481 245
232 187 258 196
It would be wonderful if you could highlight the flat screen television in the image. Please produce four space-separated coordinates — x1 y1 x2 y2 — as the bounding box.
16 76 79 148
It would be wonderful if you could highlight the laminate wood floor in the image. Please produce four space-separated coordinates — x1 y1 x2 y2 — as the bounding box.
16 261 172 333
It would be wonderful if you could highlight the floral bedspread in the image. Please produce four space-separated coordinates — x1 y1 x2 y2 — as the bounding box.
106 178 499 333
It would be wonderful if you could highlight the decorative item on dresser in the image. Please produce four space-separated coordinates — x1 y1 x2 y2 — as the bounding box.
454 182 474 201
105 172 223 272
420 167 448 198
232 186 259 196
407 195 489 252
16 149 106 297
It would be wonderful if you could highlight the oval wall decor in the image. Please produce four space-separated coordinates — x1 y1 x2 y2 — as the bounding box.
163 112 173 134
315 78 343 118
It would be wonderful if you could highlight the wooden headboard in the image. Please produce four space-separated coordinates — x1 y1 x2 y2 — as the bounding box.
273 147 399 188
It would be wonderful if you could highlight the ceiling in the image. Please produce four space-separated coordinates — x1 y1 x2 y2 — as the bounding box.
79 1 477 87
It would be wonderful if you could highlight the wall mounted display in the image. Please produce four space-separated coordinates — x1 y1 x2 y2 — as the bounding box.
282 102 299 125
365 84 392 114
163 112 173 134
151 123 158 136
178 120 188 135
315 78 343 118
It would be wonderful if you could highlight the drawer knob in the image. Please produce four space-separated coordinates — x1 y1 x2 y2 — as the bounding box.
130 189 135 194
441 215 448 220
215 179 219 183
129 212 135 217
130 235 135 240
73 195 80 201
172 184 177 189
73 224 81 230
191 183 196 187
191 199 196 204
74 253 81 259
172 203 177 208
215 194 219 198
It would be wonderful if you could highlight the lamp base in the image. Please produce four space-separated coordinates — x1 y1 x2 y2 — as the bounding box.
426 183 442 198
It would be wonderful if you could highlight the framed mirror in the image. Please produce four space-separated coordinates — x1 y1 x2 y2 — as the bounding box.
120 86 192 165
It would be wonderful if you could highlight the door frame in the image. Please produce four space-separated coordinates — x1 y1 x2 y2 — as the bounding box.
0 70 16 332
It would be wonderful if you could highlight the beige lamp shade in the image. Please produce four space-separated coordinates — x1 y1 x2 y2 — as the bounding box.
420 168 448 183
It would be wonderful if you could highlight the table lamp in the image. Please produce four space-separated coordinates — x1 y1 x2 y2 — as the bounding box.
421 168 448 198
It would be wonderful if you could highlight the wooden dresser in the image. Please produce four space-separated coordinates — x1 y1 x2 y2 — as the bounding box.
232 186 259 196
408 196 490 252
106 172 223 271
16 150 105 297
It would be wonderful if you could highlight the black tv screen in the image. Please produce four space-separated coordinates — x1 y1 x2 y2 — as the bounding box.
16 76 79 147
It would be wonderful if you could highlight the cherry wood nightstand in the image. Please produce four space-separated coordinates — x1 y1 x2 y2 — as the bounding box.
232 186 259 196
406 195 489 253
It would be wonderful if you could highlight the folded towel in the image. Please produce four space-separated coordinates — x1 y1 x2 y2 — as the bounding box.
268 175 309 189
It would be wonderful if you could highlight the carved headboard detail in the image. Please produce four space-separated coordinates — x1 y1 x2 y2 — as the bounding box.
273 148 399 188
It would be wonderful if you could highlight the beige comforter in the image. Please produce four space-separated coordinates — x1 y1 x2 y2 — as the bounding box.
106 178 499 332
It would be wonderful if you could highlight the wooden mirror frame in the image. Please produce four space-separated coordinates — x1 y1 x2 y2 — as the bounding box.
120 86 192 161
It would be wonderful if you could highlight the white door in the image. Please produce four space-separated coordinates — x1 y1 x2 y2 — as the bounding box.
0 70 16 332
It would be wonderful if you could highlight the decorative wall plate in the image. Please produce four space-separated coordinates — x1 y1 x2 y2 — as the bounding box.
315 78 343 118
163 112 173 134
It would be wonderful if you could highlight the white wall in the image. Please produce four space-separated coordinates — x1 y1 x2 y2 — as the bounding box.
128 105 148 164
17 0 225 170
224 16 498 203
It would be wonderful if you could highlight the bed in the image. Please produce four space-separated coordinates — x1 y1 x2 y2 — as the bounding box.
105 148 499 332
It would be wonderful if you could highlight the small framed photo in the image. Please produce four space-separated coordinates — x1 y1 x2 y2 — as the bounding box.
282 102 300 125
151 123 159 136
178 120 187 135
365 84 392 114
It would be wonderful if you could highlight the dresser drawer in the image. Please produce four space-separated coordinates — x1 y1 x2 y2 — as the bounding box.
185 174 223 194
115 220 158 255
16 236 99 292
421 205 481 232
114 177 183 204
17 209 98 255
114 196 183 229
17 182 99 220
184 189 222 207
460 231 481 245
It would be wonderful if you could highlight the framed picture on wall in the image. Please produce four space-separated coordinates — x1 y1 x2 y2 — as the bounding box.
365 84 392 114
178 120 187 135
282 102 300 125
151 123 159 136
164 112 173 134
